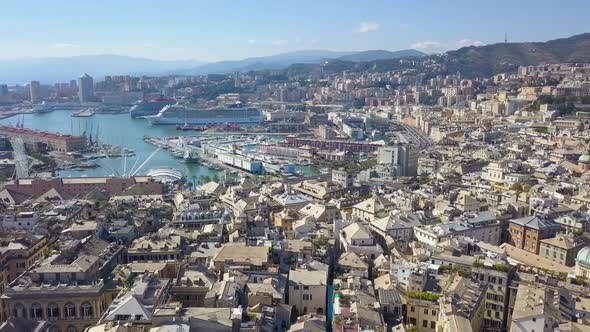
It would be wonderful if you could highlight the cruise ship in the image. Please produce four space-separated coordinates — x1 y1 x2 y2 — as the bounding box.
147 104 262 125
129 97 175 118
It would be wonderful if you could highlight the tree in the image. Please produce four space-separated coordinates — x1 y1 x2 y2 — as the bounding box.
510 182 526 192
290 306 299 323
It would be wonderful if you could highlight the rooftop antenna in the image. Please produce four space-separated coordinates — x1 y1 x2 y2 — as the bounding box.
504 32 508 43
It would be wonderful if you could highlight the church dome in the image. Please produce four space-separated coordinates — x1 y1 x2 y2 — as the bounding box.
579 148 590 163
576 246 590 267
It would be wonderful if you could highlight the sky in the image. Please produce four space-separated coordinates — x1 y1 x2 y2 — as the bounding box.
1 0 589 62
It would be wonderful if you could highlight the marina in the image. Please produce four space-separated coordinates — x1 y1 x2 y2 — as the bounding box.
0 110 221 180
0 109 317 180
142 133 317 177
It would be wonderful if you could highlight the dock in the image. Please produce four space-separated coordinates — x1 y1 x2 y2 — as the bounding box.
72 109 96 117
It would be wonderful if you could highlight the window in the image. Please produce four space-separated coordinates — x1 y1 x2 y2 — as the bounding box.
293 286 299 290
424 309 428 314
423 320 428 328
431 321 436 329
47 303 60 320
410 306 415 313
30 303 43 319
82 303 93 319
432 310 436 316
65 303 76 320
13 303 26 319
303 286 309 290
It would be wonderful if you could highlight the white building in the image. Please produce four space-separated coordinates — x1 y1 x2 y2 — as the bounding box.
0 211 41 230
288 268 327 316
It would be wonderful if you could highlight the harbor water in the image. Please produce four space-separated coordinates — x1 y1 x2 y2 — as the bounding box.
0 111 221 180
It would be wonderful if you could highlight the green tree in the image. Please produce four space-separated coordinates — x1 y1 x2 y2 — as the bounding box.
290 306 299 323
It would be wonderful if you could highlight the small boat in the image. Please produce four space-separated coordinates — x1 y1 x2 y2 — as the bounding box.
78 162 99 169
176 123 208 132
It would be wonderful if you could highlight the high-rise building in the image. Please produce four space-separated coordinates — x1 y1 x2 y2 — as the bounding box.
0 84 8 97
77 73 94 102
29 80 41 103
377 143 418 176
70 79 77 90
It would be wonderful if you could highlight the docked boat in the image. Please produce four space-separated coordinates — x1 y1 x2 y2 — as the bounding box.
32 102 54 113
175 124 208 131
77 162 99 168
181 149 199 163
147 104 262 125
129 96 175 118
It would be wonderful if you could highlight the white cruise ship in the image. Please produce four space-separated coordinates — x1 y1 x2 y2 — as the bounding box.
147 104 262 125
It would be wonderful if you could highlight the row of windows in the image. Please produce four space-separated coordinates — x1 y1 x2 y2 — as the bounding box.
486 309 502 319
408 306 437 316
408 317 435 329
292 285 310 290
486 293 504 302
12 302 94 320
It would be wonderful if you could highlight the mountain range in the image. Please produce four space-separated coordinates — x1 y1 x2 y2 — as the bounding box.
0 55 204 85
1 33 589 83
0 49 425 84
441 33 590 77
278 33 590 79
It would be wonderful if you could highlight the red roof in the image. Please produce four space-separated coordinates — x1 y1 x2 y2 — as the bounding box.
0 125 84 140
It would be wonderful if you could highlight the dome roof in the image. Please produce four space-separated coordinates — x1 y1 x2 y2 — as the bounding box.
580 149 590 163
577 246 590 266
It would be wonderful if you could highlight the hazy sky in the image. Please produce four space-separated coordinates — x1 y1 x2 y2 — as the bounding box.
1 0 588 61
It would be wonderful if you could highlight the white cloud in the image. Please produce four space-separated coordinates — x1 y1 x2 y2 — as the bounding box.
50 43 80 49
356 22 379 33
410 41 445 52
456 39 484 48
271 40 287 47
